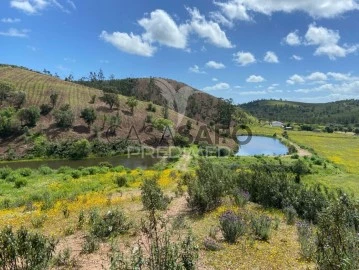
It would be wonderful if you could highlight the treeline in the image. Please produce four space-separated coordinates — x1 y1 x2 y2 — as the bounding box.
242 99 359 125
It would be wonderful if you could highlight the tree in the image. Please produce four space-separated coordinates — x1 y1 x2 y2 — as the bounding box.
152 118 173 132
100 93 119 110
126 96 138 115
80 107 97 128
10 91 26 109
70 139 91 159
162 103 169 119
354 128 359 135
50 91 59 108
0 82 13 105
54 104 74 128
17 106 40 127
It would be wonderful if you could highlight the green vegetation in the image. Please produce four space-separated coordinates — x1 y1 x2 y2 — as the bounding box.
242 99 359 125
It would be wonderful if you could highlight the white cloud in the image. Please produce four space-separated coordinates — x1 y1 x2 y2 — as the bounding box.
10 0 75 14
212 77 218 81
209 11 234 27
203 82 230 91
246 75 265 83
99 31 156 57
305 24 358 60
1 18 21 23
287 74 305 85
139 9 188 49
264 51 279 63
284 31 301 46
233 51 256 66
0 28 29 37
214 0 251 21
307 72 327 81
206 60 226 69
189 65 206 74
186 7 234 48
213 0 358 21
327 72 352 81
291 55 303 61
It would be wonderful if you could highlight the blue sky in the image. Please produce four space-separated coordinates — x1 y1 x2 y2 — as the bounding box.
0 0 359 104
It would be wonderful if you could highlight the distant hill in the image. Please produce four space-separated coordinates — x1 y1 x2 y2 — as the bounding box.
0 65 239 157
241 99 359 125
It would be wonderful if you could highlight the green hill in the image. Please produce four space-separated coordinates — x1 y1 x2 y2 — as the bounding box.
0 65 238 158
241 99 359 125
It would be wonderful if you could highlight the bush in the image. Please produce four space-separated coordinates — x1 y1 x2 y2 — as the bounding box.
71 170 82 179
141 177 170 211
203 237 222 251
81 234 99 254
187 159 230 213
40 103 52 115
53 105 74 129
284 206 297 225
173 134 190 147
317 194 359 269
14 178 27 188
251 215 272 241
52 248 77 268
38 165 53 175
90 208 131 239
17 106 40 127
232 189 250 207
114 175 128 187
219 210 246 243
17 168 32 177
297 222 317 261
0 166 12 179
70 139 91 159
31 215 47 228
0 226 57 270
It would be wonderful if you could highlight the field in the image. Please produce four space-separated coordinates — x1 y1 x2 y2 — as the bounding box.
0 155 315 270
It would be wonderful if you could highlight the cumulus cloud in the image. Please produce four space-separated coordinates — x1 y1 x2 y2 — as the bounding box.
189 65 206 74
213 0 358 22
203 82 230 91
287 74 305 85
99 31 156 57
246 75 265 83
0 28 29 37
233 51 256 66
284 31 301 46
307 72 328 81
10 0 75 14
139 9 188 49
304 24 358 60
212 77 219 81
264 51 279 63
206 60 226 69
186 7 234 48
291 55 303 61
1 18 21 23
327 72 352 81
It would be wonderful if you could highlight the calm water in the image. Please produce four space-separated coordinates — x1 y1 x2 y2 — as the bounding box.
236 136 289 156
0 155 160 170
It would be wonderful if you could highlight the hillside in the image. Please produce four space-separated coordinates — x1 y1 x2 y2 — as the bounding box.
0 65 238 158
241 99 359 125
75 76 255 126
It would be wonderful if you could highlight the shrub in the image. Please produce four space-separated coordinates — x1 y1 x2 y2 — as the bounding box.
0 166 12 179
219 210 246 243
53 104 74 129
38 165 53 175
284 206 297 225
17 168 32 177
40 103 52 115
52 248 77 268
141 177 170 211
297 221 317 261
70 139 91 159
232 189 250 207
14 178 27 188
317 194 359 269
187 159 230 213
81 234 99 254
17 106 40 127
90 208 130 239
114 175 128 187
173 134 190 147
203 237 222 251
251 215 272 241
5 173 18 183
77 210 85 229
31 215 47 228
0 226 56 270
71 170 82 179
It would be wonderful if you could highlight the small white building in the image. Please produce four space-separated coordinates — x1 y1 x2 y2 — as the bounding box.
271 121 284 127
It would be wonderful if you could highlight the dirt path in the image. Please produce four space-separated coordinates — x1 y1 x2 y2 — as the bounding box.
290 141 312 157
